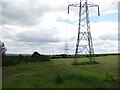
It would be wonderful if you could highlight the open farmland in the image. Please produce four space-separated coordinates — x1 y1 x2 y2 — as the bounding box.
2 55 119 88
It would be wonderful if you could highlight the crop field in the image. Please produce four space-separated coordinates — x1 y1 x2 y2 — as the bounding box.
2 55 119 88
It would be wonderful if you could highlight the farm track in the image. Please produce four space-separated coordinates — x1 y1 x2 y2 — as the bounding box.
2 68 31 80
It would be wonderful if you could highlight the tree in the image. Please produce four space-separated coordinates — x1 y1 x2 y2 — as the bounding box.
31 51 41 57
31 51 49 62
0 40 7 55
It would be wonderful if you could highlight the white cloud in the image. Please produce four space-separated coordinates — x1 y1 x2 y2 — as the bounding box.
1 0 118 54
91 21 118 38
94 40 118 54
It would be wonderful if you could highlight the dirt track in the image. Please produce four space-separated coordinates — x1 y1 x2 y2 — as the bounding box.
3 68 31 80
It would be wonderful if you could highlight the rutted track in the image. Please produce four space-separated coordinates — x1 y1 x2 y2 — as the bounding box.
3 68 31 80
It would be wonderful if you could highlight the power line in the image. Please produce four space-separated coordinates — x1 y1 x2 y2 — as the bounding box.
101 0 118 14
94 0 118 23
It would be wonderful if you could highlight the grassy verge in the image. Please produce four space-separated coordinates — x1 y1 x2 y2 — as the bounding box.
2 55 119 88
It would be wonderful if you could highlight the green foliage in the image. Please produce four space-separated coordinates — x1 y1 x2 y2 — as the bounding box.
2 55 119 88
2 52 50 66
104 72 116 83
31 51 41 57
30 51 49 62
50 53 120 59
2 56 21 66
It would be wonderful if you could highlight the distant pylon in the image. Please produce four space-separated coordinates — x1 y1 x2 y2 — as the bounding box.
64 43 69 55
68 0 100 64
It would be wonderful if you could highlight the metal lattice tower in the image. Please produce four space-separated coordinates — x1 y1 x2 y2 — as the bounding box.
64 43 69 55
68 0 100 64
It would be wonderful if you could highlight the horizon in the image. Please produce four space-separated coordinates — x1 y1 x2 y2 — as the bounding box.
6 52 120 56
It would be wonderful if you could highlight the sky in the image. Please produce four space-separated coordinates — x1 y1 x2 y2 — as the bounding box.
0 0 119 55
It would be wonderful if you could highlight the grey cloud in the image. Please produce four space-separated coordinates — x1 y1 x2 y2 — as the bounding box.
1 0 118 54
2 27 63 53
95 44 118 54
1 1 67 26
93 37 118 53
99 33 118 40
2 26 17 41
2 24 62 46
16 30 62 45
1 1 51 26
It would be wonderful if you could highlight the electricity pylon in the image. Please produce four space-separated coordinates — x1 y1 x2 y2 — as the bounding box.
68 0 100 64
64 43 69 55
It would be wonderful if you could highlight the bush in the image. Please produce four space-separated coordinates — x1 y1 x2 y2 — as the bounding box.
2 56 21 66
104 72 115 83
31 51 49 62
2 52 50 66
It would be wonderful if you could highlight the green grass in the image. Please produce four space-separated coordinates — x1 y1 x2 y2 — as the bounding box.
2 55 119 88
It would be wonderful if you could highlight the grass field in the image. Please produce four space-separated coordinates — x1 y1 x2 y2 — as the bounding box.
2 55 119 88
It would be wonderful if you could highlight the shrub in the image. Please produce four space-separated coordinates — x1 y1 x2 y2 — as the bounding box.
2 56 21 66
31 51 49 62
2 52 50 66
104 72 115 83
